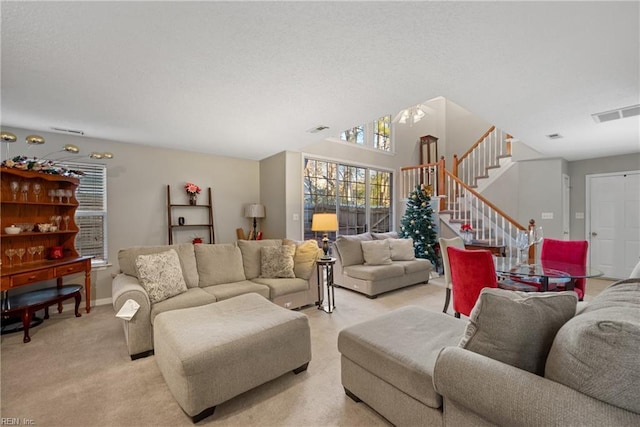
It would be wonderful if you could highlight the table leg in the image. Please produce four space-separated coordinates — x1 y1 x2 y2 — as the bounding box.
57 277 63 313
74 291 82 318
541 276 549 292
85 269 91 313
21 309 32 343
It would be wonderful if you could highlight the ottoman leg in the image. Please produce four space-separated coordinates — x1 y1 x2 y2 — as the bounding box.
191 406 216 424
292 362 309 375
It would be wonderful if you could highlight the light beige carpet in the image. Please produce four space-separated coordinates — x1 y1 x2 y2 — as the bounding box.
0 277 611 427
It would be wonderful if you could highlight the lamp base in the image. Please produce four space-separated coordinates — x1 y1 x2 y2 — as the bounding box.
321 235 330 259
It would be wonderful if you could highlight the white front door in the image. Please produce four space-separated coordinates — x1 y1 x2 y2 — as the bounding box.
587 171 640 278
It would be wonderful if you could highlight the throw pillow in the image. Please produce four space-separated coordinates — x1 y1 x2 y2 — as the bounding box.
459 288 577 376
283 239 320 280
260 245 296 278
371 231 399 240
135 249 188 304
334 232 372 267
361 240 392 266
389 238 415 261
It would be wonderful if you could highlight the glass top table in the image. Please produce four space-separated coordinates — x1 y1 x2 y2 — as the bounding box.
494 257 603 292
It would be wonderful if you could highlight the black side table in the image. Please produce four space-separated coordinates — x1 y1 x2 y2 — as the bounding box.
316 257 336 313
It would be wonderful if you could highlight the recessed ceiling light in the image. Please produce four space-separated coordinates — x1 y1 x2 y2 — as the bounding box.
307 125 330 134
592 104 640 123
546 133 563 140
51 127 84 135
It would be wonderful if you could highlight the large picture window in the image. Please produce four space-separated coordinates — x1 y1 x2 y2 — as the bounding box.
304 158 392 241
66 162 108 266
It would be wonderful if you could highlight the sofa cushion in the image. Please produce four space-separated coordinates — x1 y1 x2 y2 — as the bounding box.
283 239 320 280
237 239 282 279
334 232 372 267
338 306 467 409
251 277 309 299
202 280 270 301
545 278 640 413
195 244 246 286
371 231 399 240
150 288 217 325
135 249 188 304
361 240 392 266
393 258 432 275
389 238 415 261
118 243 199 288
343 264 405 281
260 245 296 278
459 288 577 376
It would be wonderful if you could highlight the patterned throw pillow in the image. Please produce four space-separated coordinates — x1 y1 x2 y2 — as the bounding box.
135 249 188 304
260 245 296 278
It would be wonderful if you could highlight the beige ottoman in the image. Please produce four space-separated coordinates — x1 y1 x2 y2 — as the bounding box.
154 293 311 422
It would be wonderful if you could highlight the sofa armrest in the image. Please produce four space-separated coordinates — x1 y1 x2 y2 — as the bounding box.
433 346 639 426
112 273 154 357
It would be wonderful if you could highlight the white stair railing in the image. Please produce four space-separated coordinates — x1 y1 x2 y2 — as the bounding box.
454 126 512 188
400 160 440 198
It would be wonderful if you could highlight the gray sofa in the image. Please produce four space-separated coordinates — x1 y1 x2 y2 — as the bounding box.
338 278 640 426
332 231 433 298
112 239 320 359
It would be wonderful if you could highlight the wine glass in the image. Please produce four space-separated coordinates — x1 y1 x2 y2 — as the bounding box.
63 215 70 230
5 249 16 267
16 248 25 264
529 226 544 246
21 182 30 201
56 189 65 203
33 183 42 201
28 246 37 262
48 189 56 202
54 215 62 229
10 181 19 200
64 189 73 203
36 245 44 260
515 230 530 264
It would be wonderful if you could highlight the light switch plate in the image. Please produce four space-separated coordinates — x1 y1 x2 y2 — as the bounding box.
541 212 554 220
292 213 299 221
575 212 585 219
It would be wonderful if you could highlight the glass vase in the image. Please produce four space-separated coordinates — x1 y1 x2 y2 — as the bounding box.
189 194 197 206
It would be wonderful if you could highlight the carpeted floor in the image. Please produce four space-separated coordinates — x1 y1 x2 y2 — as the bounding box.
0 276 612 427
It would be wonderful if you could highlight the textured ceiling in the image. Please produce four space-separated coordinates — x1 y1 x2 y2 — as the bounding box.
1 1 639 161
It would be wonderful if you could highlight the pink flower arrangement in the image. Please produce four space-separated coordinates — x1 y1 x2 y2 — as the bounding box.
460 223 473 232
185 182 201 195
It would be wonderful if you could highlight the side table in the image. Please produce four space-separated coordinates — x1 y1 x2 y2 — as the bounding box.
316 257 336 313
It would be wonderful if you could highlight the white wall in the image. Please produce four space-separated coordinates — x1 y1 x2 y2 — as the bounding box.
2 126 260 303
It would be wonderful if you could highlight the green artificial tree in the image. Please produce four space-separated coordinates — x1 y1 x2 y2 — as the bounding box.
400 184 438 267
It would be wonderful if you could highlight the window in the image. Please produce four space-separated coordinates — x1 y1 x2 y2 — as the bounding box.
340 115 392 152
66 162 107 266
304 158 393 240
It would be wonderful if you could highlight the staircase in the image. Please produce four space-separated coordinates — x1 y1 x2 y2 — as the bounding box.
401 126 534 259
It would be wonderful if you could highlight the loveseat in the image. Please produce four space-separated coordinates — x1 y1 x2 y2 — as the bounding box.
112 239 320 359
338 278 640 426
332 231 433 298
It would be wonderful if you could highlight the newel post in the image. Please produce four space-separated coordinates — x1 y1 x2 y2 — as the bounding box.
438 156 446 211
452 154 459 179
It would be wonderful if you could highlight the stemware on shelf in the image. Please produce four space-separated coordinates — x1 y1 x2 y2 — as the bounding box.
21 182 30 202
5 249 16 267
55 189 65 203
64 189 73 203
16 248 25 264
33 183 42 201
36 245 44 260
63 215 71 231
54 216 62 229
28 246 37 262
48 189 56 202
10 181 19 200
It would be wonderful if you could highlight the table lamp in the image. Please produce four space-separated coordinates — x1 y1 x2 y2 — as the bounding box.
311 213 339 259
244 204 265 240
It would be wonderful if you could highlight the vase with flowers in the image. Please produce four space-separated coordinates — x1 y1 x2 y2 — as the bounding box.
185 182 201 205
460 223 474 244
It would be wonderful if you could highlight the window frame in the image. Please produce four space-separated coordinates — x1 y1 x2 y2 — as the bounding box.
338 115 394 153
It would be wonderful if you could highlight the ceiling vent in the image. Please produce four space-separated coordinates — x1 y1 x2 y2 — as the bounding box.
307 125 330 134
546 133 563 140
51 127 85 136
591 104 640 123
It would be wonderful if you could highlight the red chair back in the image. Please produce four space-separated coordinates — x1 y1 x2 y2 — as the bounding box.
447 247 498 317
540 238 588 299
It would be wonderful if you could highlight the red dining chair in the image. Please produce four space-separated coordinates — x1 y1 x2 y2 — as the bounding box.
447 247 498 318
540 238 589 300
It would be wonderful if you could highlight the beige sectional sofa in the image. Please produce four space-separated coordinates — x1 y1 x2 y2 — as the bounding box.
339 278 640 426
112 239 320 359
333 231 433 298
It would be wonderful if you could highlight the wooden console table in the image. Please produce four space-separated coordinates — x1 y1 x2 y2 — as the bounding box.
465 241 507 257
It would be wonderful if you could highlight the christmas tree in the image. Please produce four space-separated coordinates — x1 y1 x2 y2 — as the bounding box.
400 184 438 266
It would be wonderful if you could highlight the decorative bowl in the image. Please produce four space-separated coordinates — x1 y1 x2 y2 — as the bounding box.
4 225 21 234
37 223 51 232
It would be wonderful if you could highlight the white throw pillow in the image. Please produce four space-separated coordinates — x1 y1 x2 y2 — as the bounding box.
361 240 392 266
135 249 188 304
260 245 296 278
389 238 415 261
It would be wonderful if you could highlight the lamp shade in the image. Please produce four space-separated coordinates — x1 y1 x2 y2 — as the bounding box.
311 213 338 232
245 204 265 218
